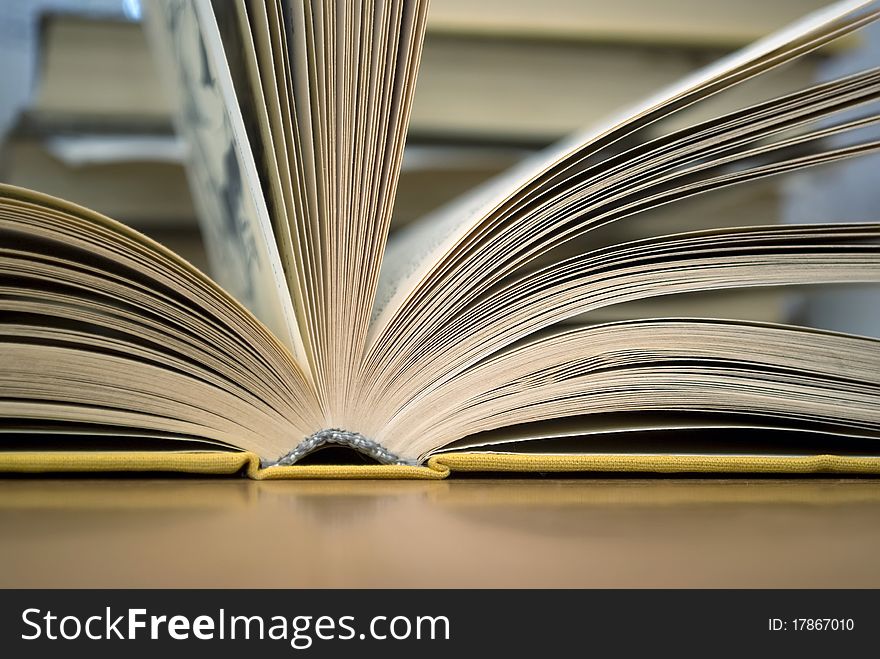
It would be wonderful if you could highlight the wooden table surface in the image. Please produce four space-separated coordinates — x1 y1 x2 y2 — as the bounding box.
2 477 880 588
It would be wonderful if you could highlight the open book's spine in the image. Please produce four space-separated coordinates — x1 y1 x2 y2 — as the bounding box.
264 429 419 468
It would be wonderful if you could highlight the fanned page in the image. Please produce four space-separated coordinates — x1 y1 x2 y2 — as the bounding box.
143 0 308 363
2 0 880 478
358 0 880 465
0 184 321 459
233 0 429 420
372 0 880 324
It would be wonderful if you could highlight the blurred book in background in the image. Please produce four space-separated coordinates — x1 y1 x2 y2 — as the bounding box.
29 14 171 130
20 6 828 141
425 0 834 46
0 131 206 269
0 1 871 329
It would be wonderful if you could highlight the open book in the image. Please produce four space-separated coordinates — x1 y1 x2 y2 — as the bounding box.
3 0 880 478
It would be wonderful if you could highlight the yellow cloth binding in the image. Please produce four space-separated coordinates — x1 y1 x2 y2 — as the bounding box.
2 450 880 477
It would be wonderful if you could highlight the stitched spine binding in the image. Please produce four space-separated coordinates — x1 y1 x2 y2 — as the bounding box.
265 429 418 467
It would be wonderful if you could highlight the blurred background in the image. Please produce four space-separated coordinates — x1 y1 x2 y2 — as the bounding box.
1 0 878 336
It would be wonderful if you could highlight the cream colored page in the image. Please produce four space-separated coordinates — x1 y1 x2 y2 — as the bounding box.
370 0 875 338
144 0 308 367
384 318 880 457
